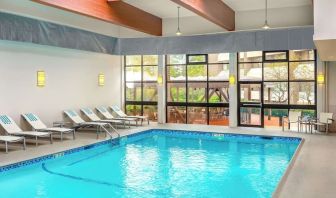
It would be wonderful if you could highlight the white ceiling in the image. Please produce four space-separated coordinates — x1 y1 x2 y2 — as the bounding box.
124 0 313 18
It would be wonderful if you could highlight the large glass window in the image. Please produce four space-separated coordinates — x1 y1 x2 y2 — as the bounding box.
166 53 230 126
238 50 316 128
124 55 158 121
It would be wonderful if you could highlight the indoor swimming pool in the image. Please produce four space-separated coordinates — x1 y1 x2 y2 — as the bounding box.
0 129 301 198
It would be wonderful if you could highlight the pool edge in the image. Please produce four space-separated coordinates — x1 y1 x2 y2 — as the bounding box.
272 137 305 198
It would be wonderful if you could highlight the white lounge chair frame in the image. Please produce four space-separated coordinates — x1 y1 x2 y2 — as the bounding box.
0 115 52 146
110 105 149 125
22 113 75 141
96 106 138 127
64 110 116 139
81 108 127 128
0 136 26 153
282 111 302 132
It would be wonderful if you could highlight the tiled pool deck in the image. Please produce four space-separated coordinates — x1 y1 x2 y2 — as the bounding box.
1 123 335 198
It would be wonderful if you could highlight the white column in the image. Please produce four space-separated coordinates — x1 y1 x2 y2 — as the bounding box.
120 55 125 110
157 55 166 123
316 55 326 114
229 53 238 127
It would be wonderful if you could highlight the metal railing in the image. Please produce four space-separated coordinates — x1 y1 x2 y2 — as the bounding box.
100 124 120 142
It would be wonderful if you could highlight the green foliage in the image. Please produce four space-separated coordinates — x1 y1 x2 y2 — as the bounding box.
187 65 206 78
188 88 206 102
169 87 186 102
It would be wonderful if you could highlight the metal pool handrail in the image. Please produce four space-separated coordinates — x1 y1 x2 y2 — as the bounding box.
101 124 120 142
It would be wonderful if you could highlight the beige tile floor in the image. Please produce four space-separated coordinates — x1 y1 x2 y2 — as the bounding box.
0 123 335 198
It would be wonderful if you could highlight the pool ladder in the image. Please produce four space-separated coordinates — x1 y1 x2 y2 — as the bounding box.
102 124 120 143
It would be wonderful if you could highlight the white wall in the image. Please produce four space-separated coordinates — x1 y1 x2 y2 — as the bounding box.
314 0 336 40
0 41 122 131
327 62 336 131
163 15 224 36
236 5 313 31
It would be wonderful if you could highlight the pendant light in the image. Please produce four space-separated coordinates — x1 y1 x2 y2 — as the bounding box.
262 0 270 29
176 6 182 36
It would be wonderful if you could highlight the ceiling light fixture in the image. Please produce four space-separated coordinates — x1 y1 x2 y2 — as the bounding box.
176 6 182 36
262 0 270 29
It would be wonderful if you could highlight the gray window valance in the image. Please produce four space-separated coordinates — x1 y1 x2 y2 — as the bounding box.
0 12 315 55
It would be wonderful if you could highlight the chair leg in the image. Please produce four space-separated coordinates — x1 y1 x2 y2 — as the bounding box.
73 131 75 140
5 141 8 153
305 124 307 133
50 134 53 144
61 132 63 142
36 136 38 146
23 138 26 150
96 126 99 139
326 124 329 135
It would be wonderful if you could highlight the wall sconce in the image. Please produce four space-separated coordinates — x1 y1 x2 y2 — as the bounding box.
98 73 105 86
37 71 46 87
157 75 163 85
317 74 325 84
229 75 236 85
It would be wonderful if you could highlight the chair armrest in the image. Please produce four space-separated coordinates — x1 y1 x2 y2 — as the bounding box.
310 118 319 122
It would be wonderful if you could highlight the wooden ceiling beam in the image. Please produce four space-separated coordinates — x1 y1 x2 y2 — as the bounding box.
32 0 162 36
170 0 235 31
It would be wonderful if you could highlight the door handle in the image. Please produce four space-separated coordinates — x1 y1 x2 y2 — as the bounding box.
242 103 262 107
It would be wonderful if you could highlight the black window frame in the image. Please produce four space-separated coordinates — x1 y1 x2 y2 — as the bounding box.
237 49 317 128
166 53 230 125
124 55 158 119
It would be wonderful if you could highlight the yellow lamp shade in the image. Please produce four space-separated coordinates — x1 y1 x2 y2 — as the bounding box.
317 74 325 84
98 73 105 86
37 71 46 87
229 75 236 85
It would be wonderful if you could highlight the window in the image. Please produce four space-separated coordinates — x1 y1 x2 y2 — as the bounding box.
263 62 288 81
238 49 316 128
166 53 230 126
264 51 288 61
264 82 288 105
124 55 158 121
239 63 262 81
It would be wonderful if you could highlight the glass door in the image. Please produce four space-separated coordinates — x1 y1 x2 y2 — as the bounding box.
237 50 317 129
238 82 263 127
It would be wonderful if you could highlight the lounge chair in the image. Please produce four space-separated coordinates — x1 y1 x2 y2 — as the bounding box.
96 106 139 127
282 111 301 132
0 136 26 153
0 115 52 146
22 113 75 141
80 108 126 128
64 110 115 139
110 105 149 125
310 113 334 134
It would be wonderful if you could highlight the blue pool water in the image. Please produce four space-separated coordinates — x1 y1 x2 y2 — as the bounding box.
0 130 301 198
